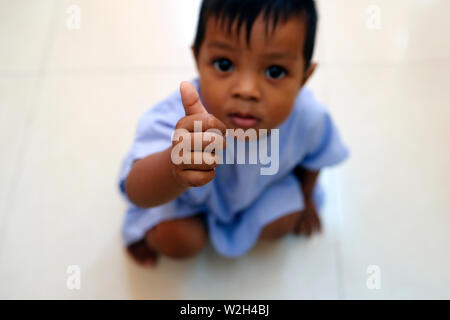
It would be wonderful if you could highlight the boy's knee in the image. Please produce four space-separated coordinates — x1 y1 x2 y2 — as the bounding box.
146 215 207 259
259 211 300 241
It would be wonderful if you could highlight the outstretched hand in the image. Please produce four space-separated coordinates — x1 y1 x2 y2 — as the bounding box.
170 81 227 188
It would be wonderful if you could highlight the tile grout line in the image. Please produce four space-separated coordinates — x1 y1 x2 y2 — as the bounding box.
0 0 61 257
333 168 346 299
319 60 345 299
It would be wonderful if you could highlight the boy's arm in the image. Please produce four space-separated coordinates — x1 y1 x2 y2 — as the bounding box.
124 147 188 208
125 81 226 209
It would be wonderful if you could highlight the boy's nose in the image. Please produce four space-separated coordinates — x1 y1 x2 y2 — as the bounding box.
231 74 261 102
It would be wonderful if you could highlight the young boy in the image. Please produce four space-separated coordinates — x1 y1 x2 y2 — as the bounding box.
118 0 349 266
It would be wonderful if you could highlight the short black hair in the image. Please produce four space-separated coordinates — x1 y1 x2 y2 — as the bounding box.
192 0 318 70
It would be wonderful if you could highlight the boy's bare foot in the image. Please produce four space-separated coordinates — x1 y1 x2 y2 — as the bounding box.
126 238 158 267
293 199 322 236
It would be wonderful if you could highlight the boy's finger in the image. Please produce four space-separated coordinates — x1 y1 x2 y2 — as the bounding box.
191 132 226 151
176 113 227 135
178 169 216 187
180 152 220 170
180 81 208 116
172 132 226 152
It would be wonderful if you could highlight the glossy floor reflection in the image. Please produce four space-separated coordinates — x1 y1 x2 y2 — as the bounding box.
0 0 449 299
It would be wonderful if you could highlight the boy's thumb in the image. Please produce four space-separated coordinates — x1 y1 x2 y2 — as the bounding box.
180 81 208 116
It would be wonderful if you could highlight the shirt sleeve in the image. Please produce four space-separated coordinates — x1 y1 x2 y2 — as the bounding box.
299 110 350 170
117 100 179 200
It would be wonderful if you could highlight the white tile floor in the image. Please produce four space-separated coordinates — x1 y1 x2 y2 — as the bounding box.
0 0 449 299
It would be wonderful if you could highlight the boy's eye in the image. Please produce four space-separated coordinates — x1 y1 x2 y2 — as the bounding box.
213 58 233 72
265 65 287 79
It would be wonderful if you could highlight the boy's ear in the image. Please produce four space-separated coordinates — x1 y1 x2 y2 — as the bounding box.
301 62 318 87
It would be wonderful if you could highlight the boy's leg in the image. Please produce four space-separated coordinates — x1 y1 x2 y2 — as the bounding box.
258 210 301 240
258 167 322 241
127 213 208 266
127 237 158 267
146 213 208 259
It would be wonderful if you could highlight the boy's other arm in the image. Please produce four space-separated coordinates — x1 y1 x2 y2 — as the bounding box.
294 166 320 199
293 166 322 235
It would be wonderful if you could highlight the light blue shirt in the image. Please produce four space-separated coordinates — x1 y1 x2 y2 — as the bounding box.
118 77 349 257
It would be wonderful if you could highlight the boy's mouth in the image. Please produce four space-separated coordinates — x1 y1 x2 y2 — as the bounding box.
228 112 261 128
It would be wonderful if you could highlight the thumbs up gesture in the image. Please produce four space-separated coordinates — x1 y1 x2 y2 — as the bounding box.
170 81 227 187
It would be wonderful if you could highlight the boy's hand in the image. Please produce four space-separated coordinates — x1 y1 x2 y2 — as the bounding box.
171 81 226 187
294 197 322 236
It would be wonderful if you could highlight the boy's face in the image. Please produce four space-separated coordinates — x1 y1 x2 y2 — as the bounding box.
192 14 316 131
